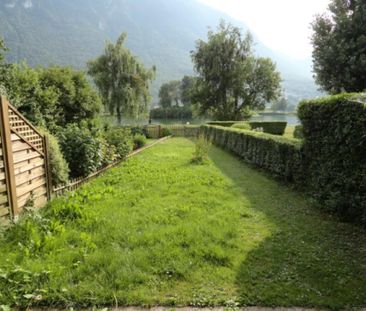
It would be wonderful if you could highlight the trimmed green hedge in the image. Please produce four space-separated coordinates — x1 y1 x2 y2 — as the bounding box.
298 94 366 224
202 125 304 183
231 122 251 130
293 125 303 139
249 121 287 135
206 121 236 127
204 92 366 226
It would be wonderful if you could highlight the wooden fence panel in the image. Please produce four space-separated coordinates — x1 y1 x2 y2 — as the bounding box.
0 96 51 224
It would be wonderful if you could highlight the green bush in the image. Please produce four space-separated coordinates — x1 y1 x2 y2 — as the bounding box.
298 93 366 224
150 106 193 119
231 122 251 130
133 134 147 150
191 134 210 164
162 125 200 137
206 121 236 127
160 127 171 138
58 124 104 178
202 125 304 183
104 127 133 159
249 121 287 135
42 130 69 187
293 125 303 139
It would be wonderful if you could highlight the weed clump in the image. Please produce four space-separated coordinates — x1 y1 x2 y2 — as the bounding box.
191 134 210 164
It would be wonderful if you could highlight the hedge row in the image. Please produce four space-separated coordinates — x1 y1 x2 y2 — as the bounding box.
249 121 287 135
204 93 366 225
202 125 304 184
298 94 366 224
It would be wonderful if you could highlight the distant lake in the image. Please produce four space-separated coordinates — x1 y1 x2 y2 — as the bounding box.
251 113 299 125
105 113 300 126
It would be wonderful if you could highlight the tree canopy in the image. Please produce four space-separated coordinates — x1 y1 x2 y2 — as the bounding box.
1 63 101 132
191 22 281 121
0 38 6 63
312 0 366 93
88 33 156 123
158 76 196 109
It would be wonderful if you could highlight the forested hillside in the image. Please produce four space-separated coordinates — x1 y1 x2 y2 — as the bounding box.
0 0 321 104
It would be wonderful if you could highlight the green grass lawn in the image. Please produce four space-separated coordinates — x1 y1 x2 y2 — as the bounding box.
0 138 365 309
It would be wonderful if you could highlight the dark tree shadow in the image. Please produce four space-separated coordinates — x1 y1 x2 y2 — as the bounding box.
208 146 366 309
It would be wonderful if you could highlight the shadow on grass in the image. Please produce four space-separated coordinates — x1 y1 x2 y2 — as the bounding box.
208 146 366 309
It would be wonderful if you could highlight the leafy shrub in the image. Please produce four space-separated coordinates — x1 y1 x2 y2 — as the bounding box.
41 130 69 187
231 122 251 130
249 121 287 135
202 125 304 183
191 134 211 164
160 127 171 138
298 93 366 224
129 126 148 137
58 124 103 178
133 134 147 150
104 126 133 159
206 121 236 127
161 125 200 137
150 106 193 119
293 125 303 139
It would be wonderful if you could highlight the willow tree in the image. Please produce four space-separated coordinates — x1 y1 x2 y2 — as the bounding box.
88 33 155 123
312 0 366 93
191 22 281 120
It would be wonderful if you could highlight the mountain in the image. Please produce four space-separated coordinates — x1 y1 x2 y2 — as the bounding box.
0 0 321 105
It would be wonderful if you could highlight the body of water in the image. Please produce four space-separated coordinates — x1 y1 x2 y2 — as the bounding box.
105 113 300 126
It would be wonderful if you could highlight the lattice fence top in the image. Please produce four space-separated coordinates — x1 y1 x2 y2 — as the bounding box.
8 107 44 154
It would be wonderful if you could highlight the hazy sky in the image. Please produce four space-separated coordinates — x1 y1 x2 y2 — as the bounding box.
198 0 330 60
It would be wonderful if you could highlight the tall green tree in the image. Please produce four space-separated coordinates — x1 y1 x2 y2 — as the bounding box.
191 22 281 120
0 38 6 63
180 76 197 107
1 63 101 132
271 96 288 112
312 0 366 93
158 80 181 108
88 33 156 123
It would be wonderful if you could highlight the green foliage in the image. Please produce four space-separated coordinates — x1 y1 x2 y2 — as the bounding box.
164 125 200 137
231 122 251 130
37 66 102 130
158 76 197 109
191 134 210 164
206 121 236 127
180 76 197 107
41 130 69 187
0 266 51 307
293 125 303 139
159 127 172 138
191 21 282 120
249 122 288 135
104 126 133 159
133 134 147 150
88 33 156 123
0 37 6 64
271 96 288 112
158 80 181 108
298 93 366 224
1 63 102 132
1 138 365 308
202 125 303 183
311 0 366 93
58 124 104 178
150 106 193 119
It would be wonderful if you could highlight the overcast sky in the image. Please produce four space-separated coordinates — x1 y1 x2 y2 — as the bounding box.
198 0 330 60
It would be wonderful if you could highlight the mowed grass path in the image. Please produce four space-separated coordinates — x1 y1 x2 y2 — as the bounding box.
0 138 365 309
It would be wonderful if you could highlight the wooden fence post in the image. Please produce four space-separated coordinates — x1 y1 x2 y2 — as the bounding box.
43 135 52 200
0 96 18 218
